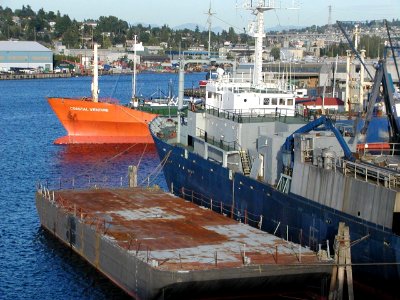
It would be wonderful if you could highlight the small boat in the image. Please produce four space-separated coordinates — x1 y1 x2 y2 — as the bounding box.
48 43 157 144
133 79 204 116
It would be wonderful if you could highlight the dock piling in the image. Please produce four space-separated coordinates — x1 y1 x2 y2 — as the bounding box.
129 165 138 187
329 222 354 300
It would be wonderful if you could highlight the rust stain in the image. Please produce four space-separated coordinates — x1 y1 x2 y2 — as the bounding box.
51 187 326 271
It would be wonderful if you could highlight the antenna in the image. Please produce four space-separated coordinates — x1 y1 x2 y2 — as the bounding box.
205 1 215 59
328 5 332 31
243 0 299 85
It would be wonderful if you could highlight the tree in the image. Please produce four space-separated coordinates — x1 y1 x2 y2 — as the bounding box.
227 27 237 43
101 35 112 49
15 5 35 18
96 16 128 35
270 47 280 60
63 24 80 48
160 25 171 43
54 14 72 38
139 31 150 43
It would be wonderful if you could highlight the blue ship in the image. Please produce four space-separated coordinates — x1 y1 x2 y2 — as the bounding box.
151 3 400 296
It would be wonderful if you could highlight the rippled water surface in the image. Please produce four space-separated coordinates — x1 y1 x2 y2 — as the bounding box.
0 73 204 299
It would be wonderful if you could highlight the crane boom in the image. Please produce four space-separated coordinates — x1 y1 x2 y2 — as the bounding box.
361 61 400 142
336 21 373 80
284 115 355 163
385 20 400 85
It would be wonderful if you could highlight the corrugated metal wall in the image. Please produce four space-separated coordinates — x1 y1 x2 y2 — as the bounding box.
291 162 397 228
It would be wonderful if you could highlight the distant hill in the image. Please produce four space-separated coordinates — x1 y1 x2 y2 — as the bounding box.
266 25 306 32
172 22 304 34
173 23 225 34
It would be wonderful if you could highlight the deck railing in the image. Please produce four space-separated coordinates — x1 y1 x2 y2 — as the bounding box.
204 104 302 124
332 157 400 189
176 185 332 257
196 128 239 151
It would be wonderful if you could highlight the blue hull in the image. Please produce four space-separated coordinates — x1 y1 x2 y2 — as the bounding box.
152 133 400 287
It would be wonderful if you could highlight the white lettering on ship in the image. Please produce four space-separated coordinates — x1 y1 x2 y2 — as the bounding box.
70 106 109 112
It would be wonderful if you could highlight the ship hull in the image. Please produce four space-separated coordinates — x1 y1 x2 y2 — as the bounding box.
48 97 156 144
151 130 400 291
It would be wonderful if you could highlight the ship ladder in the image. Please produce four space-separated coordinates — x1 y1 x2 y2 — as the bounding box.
277 173 291 194
239 150 252 176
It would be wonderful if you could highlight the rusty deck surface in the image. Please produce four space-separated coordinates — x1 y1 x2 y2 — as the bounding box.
53 187 325 271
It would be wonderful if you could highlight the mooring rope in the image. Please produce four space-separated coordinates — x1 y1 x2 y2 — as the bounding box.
136 143 148 170
140 150 171 186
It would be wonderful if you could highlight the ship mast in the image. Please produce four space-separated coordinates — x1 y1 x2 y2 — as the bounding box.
245 0 299 85
130 35 142 108
246 1 273 85
132 35 137 104
91 43 99 102
206 2 215 59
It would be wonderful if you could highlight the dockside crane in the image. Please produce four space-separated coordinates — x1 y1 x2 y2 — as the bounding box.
337 20 400 144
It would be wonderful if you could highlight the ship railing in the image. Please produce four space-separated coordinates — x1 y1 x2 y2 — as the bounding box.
98 97 120 104
196 128 239 151
205 104 298 124
336 157 400 189
209 73 249 85
356 142 400 157
36 173 161 191
209 74 292 92
175 185 333 258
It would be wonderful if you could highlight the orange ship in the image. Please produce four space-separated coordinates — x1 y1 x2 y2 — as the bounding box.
48 43 157 144
48 97 156 144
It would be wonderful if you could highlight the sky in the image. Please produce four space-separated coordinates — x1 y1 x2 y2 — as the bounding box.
2 0 399 31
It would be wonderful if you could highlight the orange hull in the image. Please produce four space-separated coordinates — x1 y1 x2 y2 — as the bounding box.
48 97 157 144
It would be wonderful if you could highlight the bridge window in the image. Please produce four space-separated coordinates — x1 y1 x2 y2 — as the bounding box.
271 98 277 105
279 98 286 105
263 98 270 105
287 98 293 105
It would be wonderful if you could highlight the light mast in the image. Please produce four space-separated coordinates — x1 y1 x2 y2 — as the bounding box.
91 43 99 102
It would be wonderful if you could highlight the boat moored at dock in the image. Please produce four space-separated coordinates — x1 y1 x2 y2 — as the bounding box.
48 97 156 144
48 43 157 144
150 1 400 295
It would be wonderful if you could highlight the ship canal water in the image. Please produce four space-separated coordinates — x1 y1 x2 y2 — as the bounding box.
0 73 198 299
1 73 396 299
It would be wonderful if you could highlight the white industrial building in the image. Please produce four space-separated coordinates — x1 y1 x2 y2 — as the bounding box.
0 41 53 72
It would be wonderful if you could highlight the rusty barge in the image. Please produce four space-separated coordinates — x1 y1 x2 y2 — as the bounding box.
36 186 332 299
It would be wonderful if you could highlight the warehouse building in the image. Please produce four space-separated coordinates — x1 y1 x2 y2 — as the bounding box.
0 41 53 72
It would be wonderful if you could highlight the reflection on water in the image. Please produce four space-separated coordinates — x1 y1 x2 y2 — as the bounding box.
45 143 166 190
0 73 202 300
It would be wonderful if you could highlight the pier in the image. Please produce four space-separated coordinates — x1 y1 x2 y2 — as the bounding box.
0 73 73 80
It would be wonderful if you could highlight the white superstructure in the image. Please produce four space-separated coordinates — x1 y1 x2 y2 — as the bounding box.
205 1 296 117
